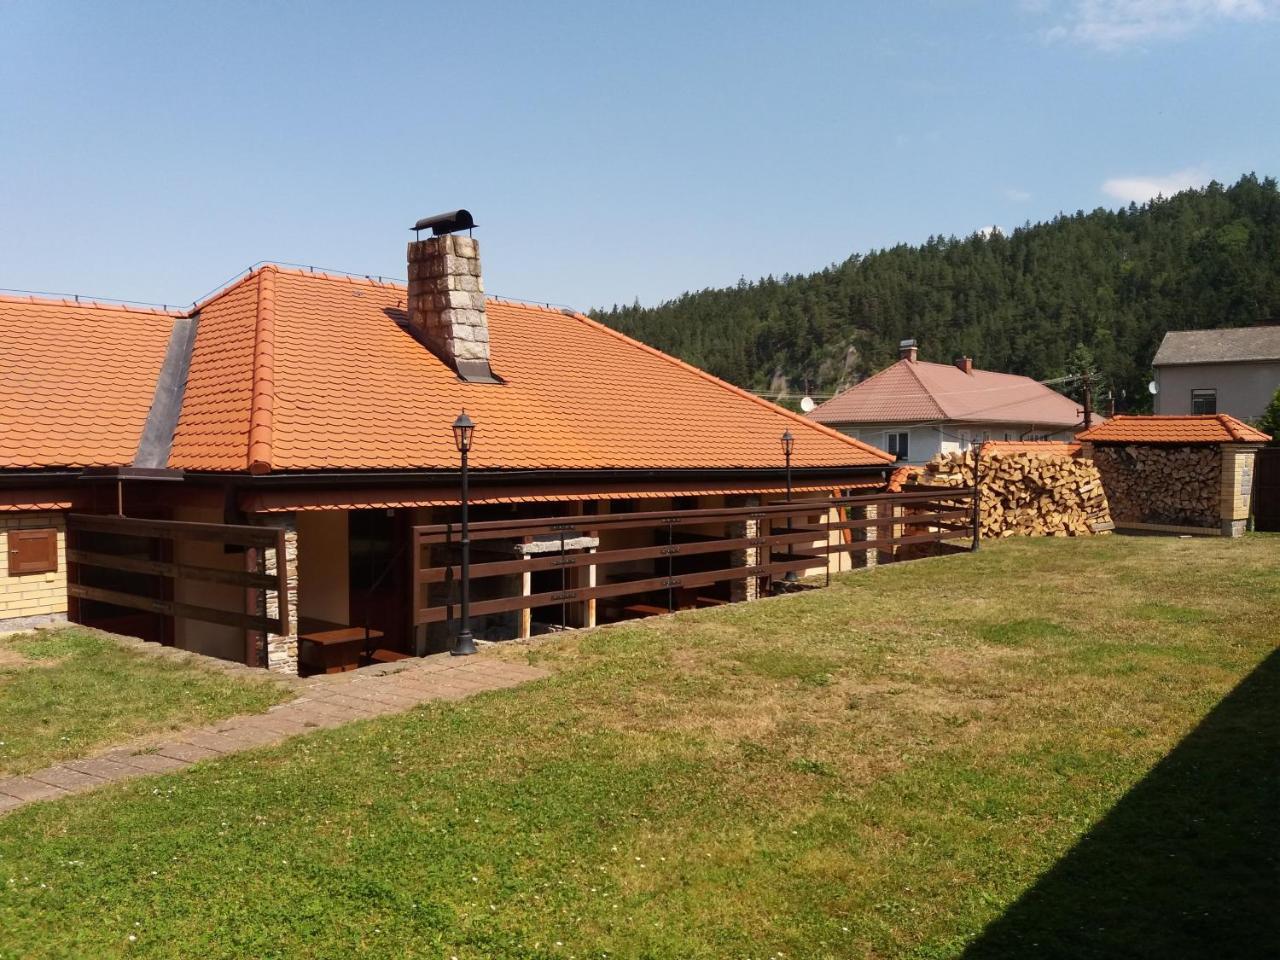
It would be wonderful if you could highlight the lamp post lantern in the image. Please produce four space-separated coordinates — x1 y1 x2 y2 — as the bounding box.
781 430 799 583
451 412 477 656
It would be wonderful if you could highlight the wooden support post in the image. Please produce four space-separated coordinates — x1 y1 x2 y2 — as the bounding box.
519 535 533 639
244 545 263 667
585 536 598 628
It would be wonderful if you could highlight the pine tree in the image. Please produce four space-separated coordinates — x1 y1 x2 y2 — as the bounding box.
593 175 1280 415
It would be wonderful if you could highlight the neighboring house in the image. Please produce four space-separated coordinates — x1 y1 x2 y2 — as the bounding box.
1152 326 1280 420
0 213 895 671
809 340 1089 465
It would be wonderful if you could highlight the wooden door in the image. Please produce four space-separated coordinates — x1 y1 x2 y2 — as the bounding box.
347 509 409 650
1253 448 1280 532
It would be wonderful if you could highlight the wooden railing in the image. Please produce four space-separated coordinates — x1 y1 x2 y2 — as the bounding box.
66 514 290 666
411 486 976 628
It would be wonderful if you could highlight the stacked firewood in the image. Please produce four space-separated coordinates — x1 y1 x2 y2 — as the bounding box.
1090 445 1221 527
916 448 1113 538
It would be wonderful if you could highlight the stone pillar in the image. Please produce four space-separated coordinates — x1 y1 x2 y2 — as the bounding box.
852 503 877 569
406 234 493 379
728 496 762 603
263 517 298 674
1220 444 1262 537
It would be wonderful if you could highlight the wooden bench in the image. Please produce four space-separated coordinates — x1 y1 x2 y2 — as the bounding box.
297 626 384 675
621 602 669 618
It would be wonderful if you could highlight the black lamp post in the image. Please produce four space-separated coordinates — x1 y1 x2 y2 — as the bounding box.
781 430 799 583
451 411 477 656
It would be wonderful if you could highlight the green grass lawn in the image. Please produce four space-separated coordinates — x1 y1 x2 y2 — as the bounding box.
1 535 1276 959
0 627 290 776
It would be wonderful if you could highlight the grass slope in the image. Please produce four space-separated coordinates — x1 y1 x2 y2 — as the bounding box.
0 536 1276 959
0 628 289 776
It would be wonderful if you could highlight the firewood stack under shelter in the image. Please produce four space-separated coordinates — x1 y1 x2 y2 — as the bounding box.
1088 445 1221 528
1077 415 1271 538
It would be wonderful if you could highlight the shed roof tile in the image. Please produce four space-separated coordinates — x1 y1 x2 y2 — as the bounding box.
1077 414 1270 444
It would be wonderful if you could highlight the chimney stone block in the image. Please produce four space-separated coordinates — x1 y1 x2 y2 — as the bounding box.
406 234 493 375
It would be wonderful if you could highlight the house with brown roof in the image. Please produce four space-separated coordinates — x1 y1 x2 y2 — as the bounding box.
1 213 896 671
1152 325 1280 420
809 340 1090 464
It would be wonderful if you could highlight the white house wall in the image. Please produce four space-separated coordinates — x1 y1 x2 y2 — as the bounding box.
834 422 1077 465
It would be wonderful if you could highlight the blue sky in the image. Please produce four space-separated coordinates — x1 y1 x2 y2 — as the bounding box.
1 1 1276 312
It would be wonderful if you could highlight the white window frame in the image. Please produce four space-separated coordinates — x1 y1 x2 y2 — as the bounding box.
886 431 910 461
1190 388 1217 415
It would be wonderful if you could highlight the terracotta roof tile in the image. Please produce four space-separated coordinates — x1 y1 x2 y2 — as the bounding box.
170 268 894 473
1077 414 1271 444
167 272 264 472
4 267 895 475
0 295 175 468
811 358 1085 428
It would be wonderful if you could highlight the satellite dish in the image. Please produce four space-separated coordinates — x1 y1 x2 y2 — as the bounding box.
1147 380 1159 395
800 396 816 413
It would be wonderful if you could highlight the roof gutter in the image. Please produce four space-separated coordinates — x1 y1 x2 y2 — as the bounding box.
0 469 84 486
187 464 888 489
78 467 187 481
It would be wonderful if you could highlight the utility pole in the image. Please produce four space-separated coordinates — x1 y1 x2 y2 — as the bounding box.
1081 370 1094 429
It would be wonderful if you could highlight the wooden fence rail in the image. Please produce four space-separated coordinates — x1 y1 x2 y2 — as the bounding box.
65 514 290 666
412 487 976 628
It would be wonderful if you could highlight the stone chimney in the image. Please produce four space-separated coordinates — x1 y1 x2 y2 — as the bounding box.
899 338 918 363
955 356 973 374
407 232 497 383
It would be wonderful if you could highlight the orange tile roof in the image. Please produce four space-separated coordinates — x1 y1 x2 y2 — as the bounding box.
0 294 176 469
0 489 76 511
884 465 923 492
1077 414 1271 445
167 271 265 472
169 267 893 473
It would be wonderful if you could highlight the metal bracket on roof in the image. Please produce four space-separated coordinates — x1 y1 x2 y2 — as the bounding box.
455 358 502 384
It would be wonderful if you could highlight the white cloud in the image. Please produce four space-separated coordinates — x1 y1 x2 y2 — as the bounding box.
1004 187 1033 202
978 225 1006 238
1101 166 1211 202
1036 0 1277 50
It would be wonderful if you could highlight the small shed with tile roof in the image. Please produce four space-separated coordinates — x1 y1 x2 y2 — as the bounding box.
1077 415 1270 537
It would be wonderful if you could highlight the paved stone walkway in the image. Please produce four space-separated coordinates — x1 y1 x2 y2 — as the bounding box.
0 652 548 817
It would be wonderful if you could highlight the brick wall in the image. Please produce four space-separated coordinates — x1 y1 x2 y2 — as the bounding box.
1220 445 1263 537
0 512 68 627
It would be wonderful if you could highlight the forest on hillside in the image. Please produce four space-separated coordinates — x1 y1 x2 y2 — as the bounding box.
591 174 1280 412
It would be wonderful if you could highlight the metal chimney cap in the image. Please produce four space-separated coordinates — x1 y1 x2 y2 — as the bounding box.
410 209 476 237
